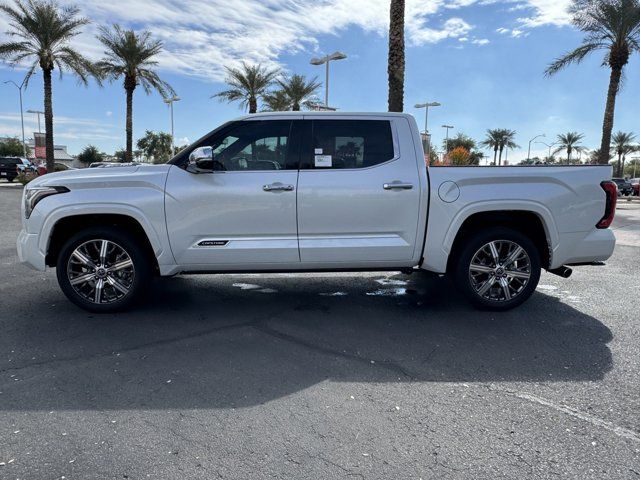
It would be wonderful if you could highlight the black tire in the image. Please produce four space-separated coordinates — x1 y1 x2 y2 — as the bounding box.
7 176 15 183
56 226 152 313
452 227 541 311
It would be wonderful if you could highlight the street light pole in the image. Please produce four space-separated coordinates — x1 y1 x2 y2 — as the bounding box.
414 102 441 162
527 133 545 161
442 124 454 154
535 141 558 163
4 75 30 158
27 109 44 133
310 51 347 108
163 96 180 153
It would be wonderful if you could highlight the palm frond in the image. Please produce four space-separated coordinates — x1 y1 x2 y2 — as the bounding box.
545 42 606 76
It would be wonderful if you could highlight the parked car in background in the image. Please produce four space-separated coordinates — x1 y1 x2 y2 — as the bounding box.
89 162 140 168
17 112 617 313
612 177 632 196
36 163 76 176
0 157 35 182
629 178 640 196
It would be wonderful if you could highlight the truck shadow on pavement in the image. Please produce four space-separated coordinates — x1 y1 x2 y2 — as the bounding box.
1 272 613 410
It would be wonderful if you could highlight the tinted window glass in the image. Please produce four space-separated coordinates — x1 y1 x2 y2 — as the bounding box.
302 120 394 169
0 157 19 166
199 120 293 171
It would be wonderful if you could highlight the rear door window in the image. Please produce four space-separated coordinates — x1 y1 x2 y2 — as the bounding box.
300 120 395 169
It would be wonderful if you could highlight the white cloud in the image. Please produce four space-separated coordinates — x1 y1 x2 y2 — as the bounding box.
106 111 113 117
0 112 117 142
516 0 572 27
0 0 484 81
472 38 491 45
496 27 510 34
0 0 572 83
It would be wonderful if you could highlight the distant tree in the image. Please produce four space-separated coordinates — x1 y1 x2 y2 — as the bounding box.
262 89 291 111
447 146 472 166
445 133 482 165
0 137 30 157
554 132 586 163
480 129 503 165
426 145 440 166
136 130 172 163
624 157 640 177
497 129 518 165
96 25 174 163
0 0 98 173
611 131 636 176
387 0 405 112
546 0 640 165
277 74 321 111
113 148 127 162
589 148 612 164
213 62 279 113
77 145 104 164
173 144 187 155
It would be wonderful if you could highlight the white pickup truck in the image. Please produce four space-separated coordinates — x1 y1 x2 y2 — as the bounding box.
17 112 617 312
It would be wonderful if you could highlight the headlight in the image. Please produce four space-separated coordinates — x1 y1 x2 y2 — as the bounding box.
24 186 69 219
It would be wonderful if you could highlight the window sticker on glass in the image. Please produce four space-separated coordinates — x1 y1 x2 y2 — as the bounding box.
314 148 323 154
315 155 332 167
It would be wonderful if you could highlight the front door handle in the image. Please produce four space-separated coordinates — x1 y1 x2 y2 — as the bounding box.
263 183 295 192
383 182 414 190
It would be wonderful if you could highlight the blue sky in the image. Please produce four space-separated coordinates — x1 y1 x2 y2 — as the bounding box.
1 0 639 161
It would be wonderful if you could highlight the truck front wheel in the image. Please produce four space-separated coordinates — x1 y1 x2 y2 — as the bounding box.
453 227 541 311
56 227 152 313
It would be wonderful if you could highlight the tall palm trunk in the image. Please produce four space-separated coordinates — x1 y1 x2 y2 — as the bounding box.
292 102 300 111
617 151 623 176
125 87 134 162
249 96 257 114
43 68 55 173
493 147 497 165
599 65 622 165
124 75 136 163
387 0 405 112
567 147 571 163
498 146 504 166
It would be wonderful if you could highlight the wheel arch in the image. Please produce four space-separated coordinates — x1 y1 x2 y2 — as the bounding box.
45 213 160 274
445 209 553 273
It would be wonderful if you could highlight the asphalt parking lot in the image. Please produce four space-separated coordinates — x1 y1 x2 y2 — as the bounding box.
0 185 639 479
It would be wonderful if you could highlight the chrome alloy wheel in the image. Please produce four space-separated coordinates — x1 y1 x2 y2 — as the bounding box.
67 239 135 305
468 240 531 302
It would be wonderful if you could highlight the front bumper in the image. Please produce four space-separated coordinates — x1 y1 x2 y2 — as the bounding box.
17 229 46 271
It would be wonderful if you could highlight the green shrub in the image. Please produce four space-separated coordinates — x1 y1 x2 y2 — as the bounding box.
16 171 38 185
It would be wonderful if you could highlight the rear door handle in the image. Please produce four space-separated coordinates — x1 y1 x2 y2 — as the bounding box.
263 183 295 192
383 182 414 190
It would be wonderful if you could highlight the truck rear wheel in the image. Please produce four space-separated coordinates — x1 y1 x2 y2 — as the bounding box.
56 227 151 313
452 227 541 311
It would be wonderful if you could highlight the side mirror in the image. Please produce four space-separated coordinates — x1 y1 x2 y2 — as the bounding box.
187 147 214 173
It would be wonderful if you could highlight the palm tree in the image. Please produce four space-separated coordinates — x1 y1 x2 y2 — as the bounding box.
277 74 321 111
96 25 174 163
491 129 519 165
480 129 503 165
387 0 405 112
213 62 279 114
553 132 586 163
611 131 637 175
261 89 291 112
0 0 97 173
545 0 640 164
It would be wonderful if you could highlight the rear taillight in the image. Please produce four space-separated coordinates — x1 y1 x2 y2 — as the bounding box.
596 181 617 229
